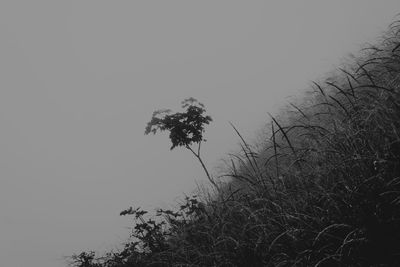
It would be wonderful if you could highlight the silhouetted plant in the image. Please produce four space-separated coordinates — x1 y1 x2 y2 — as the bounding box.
145 97 218 190
67 251 101 267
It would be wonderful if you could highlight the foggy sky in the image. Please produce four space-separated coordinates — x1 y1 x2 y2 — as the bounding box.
0 1 399 267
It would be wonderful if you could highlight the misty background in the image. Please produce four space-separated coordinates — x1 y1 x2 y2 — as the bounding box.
0 1 399 267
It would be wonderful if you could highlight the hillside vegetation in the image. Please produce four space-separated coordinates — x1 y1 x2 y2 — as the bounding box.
69 19 400 266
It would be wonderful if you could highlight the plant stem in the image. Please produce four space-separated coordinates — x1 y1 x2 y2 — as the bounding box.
186 144 219 191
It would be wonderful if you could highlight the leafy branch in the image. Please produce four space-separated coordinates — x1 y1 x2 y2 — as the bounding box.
145 97 219 190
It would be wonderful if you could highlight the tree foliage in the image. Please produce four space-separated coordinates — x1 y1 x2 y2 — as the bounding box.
145 97 212 150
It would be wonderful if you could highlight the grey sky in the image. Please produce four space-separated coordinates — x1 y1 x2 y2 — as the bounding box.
0 1 399 266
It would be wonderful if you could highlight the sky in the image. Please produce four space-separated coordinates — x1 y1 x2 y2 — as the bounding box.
0 1 399 267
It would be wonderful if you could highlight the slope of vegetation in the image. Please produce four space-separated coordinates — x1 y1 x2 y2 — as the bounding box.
68 19 400 267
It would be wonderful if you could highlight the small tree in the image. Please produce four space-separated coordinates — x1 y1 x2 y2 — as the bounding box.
145 97 218 190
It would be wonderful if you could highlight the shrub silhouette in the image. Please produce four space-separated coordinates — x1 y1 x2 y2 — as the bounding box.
145 97 218 190
145 97 212 150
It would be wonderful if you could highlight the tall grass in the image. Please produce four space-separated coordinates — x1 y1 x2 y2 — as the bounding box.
69 19 400 267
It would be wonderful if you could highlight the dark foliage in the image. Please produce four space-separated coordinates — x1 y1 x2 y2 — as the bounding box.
145 97 212 150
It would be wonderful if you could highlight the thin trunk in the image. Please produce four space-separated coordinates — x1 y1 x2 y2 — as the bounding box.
186 145 219 192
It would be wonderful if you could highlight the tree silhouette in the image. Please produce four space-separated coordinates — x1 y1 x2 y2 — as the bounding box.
145 97 218 190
